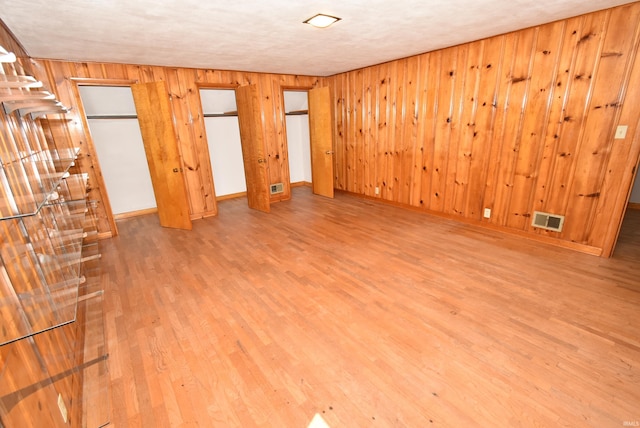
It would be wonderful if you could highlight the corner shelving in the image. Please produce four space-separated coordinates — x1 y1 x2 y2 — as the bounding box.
0 45 108 427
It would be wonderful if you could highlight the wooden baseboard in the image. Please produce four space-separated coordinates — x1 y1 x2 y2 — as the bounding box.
337 189 603 257
96 231 113 240
216 191 247 201
628 202 640 210
114 207 158 220
291 181 312 188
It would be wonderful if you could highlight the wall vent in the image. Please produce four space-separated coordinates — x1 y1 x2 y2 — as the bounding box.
532 211 565 232
270 183 284 194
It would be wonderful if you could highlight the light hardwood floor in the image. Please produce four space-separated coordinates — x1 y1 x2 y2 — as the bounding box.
101 187 640 427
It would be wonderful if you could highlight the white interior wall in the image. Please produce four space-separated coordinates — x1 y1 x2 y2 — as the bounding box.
200 89 246 197
284 91 311 184
78 86 156 215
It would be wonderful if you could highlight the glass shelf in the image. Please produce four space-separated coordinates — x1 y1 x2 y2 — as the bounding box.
0 148 80 219
0 183 88 346
0 44 108 427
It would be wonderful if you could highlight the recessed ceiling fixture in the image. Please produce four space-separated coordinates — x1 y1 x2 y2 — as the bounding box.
303 14 341 28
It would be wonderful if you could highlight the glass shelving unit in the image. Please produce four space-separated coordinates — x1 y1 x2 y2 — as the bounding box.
0 45 109 427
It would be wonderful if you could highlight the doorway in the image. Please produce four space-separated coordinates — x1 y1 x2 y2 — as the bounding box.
283 90 312 191
615 168 640 257
78 85 157 217
200 89 246 203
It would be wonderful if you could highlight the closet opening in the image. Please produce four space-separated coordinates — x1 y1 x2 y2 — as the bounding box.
200 88 246 209
78 85 157 223
283 90 311 196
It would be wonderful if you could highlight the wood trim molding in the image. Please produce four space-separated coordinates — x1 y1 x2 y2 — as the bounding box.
114 207 158 220
628 202 640 210
69 77 138 86
216 191 247 201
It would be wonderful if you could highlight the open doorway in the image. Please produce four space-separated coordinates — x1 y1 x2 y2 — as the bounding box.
200 88 246 207
284 90 312 192
282 87 335 199
78 85 157 218
614 169 640 257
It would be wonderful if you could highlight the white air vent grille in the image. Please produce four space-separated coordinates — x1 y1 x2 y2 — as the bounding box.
532 211 565 232
270 183 284 194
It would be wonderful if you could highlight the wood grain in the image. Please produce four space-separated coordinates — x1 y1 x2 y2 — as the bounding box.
2 2 639 258
101 187 640 427
131 81 192 230
235 84 271 213
325 3 640 257
7 56 319 235
308 86 334 198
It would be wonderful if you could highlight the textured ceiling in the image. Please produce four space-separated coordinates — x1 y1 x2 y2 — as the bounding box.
0 0 635 76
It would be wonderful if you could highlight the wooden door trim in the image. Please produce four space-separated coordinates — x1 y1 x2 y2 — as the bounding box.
71 80 120 237
70 77 138 86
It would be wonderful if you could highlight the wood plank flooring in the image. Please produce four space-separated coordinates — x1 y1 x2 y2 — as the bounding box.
101 187 640 427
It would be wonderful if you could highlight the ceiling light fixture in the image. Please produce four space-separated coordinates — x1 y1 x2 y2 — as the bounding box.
303 14 341 28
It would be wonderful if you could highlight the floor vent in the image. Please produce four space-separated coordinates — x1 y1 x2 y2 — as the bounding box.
270 183 284 194
532 211 565 232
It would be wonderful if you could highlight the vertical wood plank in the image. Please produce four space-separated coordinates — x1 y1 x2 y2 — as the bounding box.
376 63 391 199
363 66 374 197
452 41 482 217
466 37 501 220
492 28 536 226
507 21 564 231
483 33 514 222
543 14 605 219
403 55 420 207
333 75 346 191
420 51 440 211
354 68 365 196
565 7 637 243
430 48 456 212
592 4 640 255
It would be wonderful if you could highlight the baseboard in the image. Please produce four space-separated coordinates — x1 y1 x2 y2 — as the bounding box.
114 208 158 220
628 202 640 210
291 181 312 188
216 191 247 201
337 189 603 257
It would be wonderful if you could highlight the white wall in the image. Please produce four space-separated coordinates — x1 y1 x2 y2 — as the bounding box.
284 91 311 184
200 89 246 197
79 86 157 215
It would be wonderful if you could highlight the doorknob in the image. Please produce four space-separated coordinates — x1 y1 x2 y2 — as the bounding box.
325 151 334 155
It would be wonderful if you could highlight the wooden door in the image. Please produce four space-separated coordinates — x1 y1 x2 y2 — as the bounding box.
235 84 270 213
131 81 192 230
308 86 334 198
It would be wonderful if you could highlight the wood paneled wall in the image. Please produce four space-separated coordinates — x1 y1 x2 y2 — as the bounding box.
26 62 319 235
324 2 640 256
4 3 640 256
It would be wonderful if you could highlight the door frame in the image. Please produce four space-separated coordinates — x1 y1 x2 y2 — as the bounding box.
196 83 245 213
198 83 273 212
280 85 335 198
282 87 312 190
71 78 140 237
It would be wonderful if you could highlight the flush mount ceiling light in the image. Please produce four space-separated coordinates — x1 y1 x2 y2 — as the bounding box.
303 13 341 28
